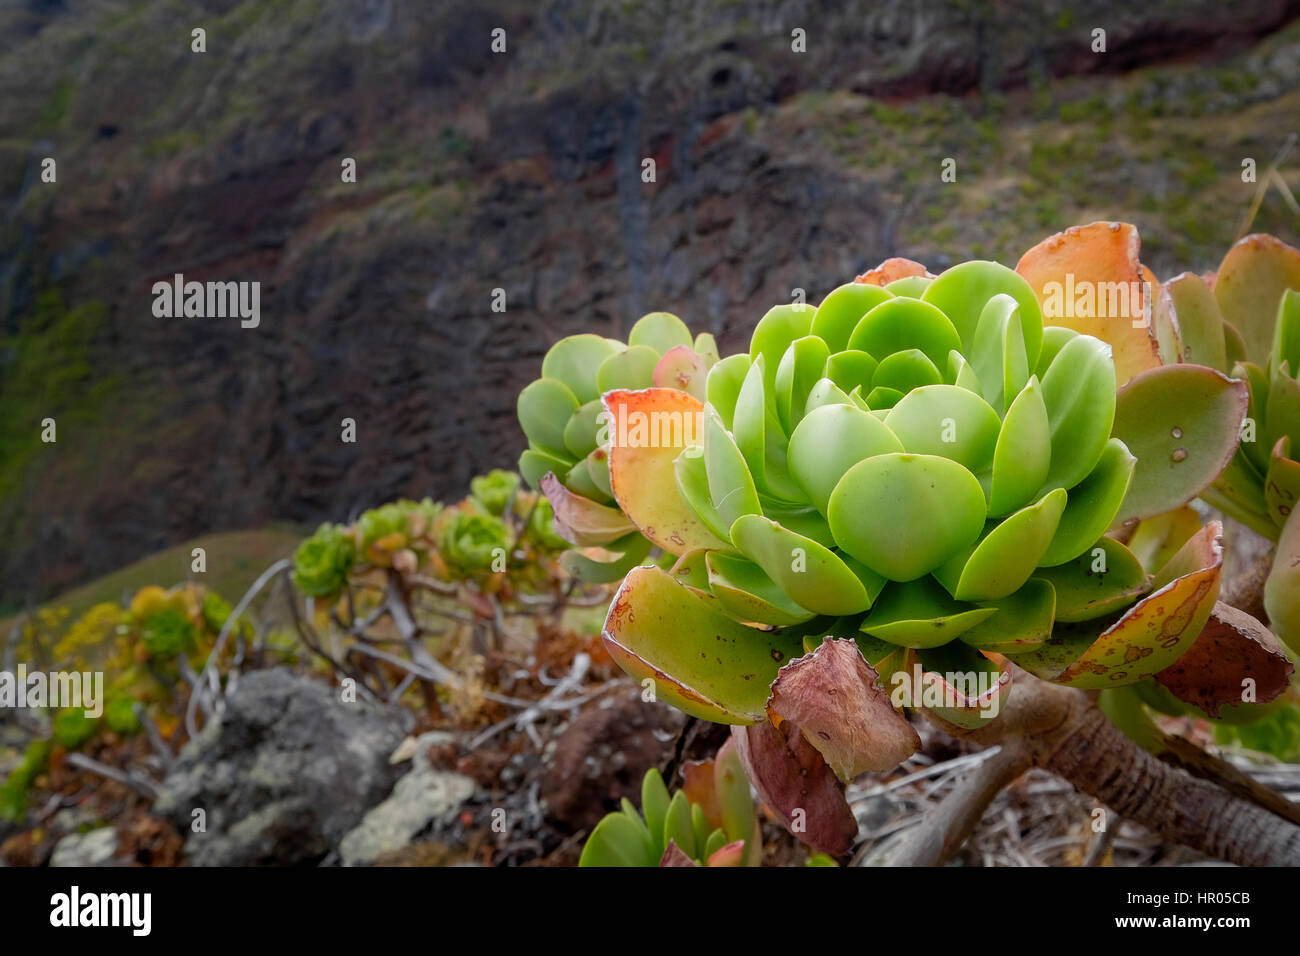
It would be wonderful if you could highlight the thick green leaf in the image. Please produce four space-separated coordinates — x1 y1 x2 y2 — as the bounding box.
598 344 660 394
519 447 573 490
921 259 1044 366
886 275 933 298
1039 333 1117 492
1160 273 1227 371
811 283 893 353
883 384 1001 474
936 488 1067 601
730 513 872 616
969 292 1026 414
706 552 816 626
694 333 721 366
603 566 804 723
663 791 696 861
691 803 712 862
1039 438 1136 566
705 353 752 429
871 348 944 393
542 334 622 403
788 402 903 514
1034 326 1079 379
1111 364 1247 523
863 386 904 410
958 577 1056 651
1034 536 1151 622
1213 233 1300 367
560 532 653 583
988 376 1052 516
774 335 831 431
732 356 806 503
848 297 963 369
564 456 610 503
629 311 693 356
563 399 604 459
674 446 733 541
579 811 658 867
1265 436 1300 529
828 453 987 581
804 377 852 413
518 377 580 457
1265 364 1300 466
1126 506 1202 575
859 577 996 648
1270 289 1300 381
751 304 814 393
1265 511 1300 655
703 406 761 530
641 769 671 853
826 350 879 394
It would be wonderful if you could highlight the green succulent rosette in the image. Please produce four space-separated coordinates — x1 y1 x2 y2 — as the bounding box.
440 509 510 577
516 311 719 578
1147 234 1300 653
590 257 1240 729
354 498 441 566
138 605 197 659
292 522 357 598
470 469 521 516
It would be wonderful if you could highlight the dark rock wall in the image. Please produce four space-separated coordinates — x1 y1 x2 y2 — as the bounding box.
1 0 1298 603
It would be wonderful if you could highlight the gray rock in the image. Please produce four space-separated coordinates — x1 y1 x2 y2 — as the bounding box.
50 827 118 867
154 668 413 866
339 732 476 866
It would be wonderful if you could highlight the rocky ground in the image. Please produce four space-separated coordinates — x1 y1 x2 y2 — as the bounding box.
2 0 1300 608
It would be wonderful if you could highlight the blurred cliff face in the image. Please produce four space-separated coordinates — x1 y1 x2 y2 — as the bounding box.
1 0 1298 605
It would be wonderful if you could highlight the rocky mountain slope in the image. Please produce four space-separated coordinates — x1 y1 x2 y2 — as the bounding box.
2 0 1299 605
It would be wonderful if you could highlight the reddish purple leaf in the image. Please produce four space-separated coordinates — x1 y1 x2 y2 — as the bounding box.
1154 602 1294 717
767 638 919 780
731 720 858 858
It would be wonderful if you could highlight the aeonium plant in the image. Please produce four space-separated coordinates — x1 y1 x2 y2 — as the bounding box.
1136 233 1300 653
520 222 1296 861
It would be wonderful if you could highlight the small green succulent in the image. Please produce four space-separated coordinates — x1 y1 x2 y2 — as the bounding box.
292 522 357 597
138 606 197 659
52 708 98 749
440 509 510 576
470 469 521 516
0 740 52 822
103 695 142 736
580 752 757 867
